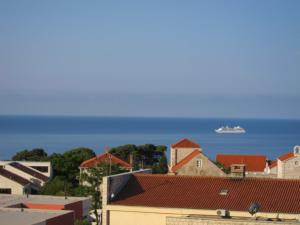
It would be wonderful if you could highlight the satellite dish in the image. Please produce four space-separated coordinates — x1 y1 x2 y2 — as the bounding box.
248 202 260 215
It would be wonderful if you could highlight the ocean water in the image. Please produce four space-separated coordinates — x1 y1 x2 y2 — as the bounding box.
0 116 299 161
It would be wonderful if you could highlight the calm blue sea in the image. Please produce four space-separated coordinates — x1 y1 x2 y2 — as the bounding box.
0 116 299 161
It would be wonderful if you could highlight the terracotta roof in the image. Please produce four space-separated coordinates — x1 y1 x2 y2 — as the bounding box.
171 138 200 148
10 162 49 182
171 150 201 172
278 152 295 161
216 154 266 172
111 174 300 214
80 153 131 168
0 168 31 186
269 160 277 169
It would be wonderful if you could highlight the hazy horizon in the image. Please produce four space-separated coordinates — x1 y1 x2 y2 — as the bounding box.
1 1 299 118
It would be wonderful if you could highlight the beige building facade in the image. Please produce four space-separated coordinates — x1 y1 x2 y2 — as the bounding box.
169 138 225 177
266 146 300 179
101 171 300 225
0 161 51 194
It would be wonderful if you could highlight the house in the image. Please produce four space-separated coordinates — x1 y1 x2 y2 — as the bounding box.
266 145 300 179
79 152 132 185
216 154 267 176
101 171 300 225
0 194 91 225
169 138 225 177
0 161 52 194
79 152 132 171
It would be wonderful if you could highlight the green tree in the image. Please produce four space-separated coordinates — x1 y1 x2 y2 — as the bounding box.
80 163 125 225
12 148 48 161
152 155 168 174
39 176 71 196
214 161 231 174
48 147 96 185
109 144 168 172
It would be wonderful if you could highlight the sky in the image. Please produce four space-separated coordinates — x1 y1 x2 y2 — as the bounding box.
0 1 299 118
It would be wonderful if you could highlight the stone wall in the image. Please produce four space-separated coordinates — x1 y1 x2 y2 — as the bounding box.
282 156 300 179
170 147 202 167
176 153 225 177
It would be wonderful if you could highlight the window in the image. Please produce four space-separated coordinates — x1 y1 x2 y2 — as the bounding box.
30 166 48 173
0 188 12 194
219 189 229 195
196 159 202 168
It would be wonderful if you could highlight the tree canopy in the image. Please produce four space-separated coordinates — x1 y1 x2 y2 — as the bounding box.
109 144 168 173
12 148 48 161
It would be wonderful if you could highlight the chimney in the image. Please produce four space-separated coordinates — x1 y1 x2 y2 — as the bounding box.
230 164 246 178
129 153 133 171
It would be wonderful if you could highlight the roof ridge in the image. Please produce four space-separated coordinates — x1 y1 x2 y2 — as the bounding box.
171 149 201 172
0 167 31 186
80 152 131 168
171 138 201 148
134 172 300 182
9 162 49 182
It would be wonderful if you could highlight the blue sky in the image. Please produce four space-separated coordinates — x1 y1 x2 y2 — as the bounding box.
0 1 299 118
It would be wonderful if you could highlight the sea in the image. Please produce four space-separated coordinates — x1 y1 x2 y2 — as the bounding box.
0 115 299 161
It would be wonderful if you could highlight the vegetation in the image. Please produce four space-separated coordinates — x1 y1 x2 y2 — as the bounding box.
214 161 231 174
12 148 48 161
80 162 126 225
11 144 169 224
109 144 168 173
11 144 168 197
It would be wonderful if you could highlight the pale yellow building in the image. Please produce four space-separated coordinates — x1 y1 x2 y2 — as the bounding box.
101 171 300 225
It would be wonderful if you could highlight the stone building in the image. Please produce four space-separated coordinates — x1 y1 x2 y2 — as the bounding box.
169 138 225 177
266 145 300 179
101 171 300 225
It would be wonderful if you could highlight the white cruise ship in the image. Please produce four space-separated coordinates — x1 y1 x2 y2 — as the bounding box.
215 126 246 134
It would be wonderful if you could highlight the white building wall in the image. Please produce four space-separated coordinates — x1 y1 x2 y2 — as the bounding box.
4 164 45 187
0 161 52 178
0 175 25 195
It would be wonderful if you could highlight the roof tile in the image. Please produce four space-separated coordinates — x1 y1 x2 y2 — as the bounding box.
216 154 266 172
171 150 201 172
80 153 131 168
171 138 200 148
278 152 294 161
111 174 300 214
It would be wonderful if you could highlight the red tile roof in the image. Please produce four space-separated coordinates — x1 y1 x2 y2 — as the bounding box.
278 152 295 161
171 138 200 148
216 154 266 172
80 153 131 168
171 150 201 172
0 168 31 186
10 162 49 182
269 160 277 169
111 174 300 214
